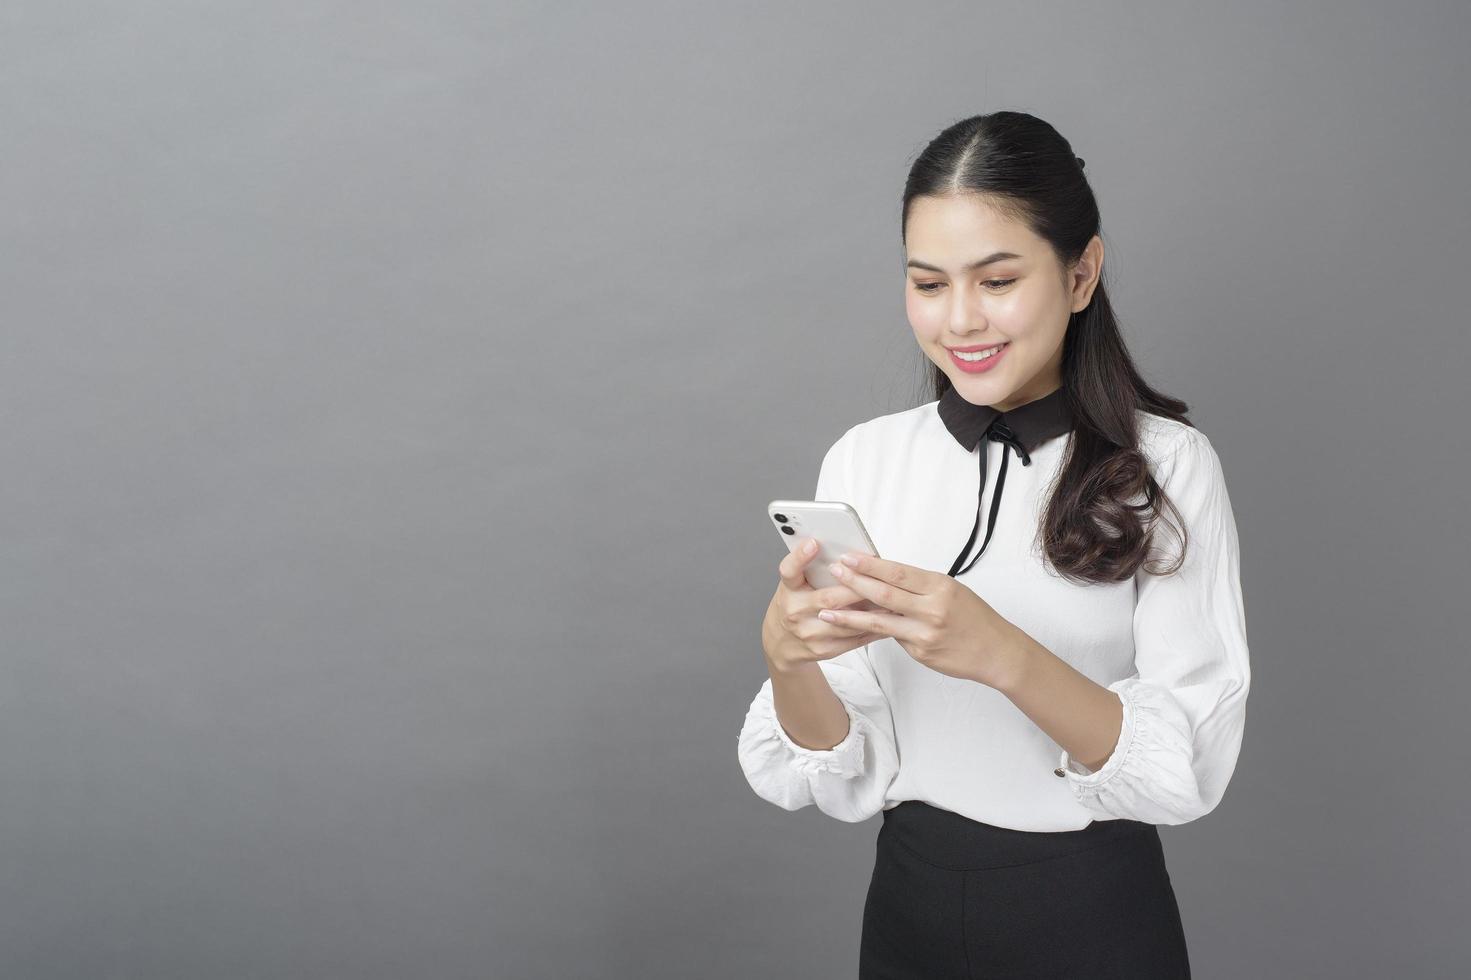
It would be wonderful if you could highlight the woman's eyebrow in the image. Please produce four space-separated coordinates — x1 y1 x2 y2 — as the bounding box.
906 251 1023 273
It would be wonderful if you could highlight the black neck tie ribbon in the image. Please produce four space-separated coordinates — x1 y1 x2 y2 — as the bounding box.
935 383 1076 577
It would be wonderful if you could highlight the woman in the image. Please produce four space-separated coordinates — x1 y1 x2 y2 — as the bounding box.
737 111 1249 978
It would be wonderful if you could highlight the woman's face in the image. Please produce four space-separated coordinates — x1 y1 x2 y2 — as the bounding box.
904 193 1102 413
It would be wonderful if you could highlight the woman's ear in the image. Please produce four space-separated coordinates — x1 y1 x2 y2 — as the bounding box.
1070 235 1104 312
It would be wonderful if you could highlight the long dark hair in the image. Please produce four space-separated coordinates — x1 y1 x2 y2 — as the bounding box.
903 111 1191 584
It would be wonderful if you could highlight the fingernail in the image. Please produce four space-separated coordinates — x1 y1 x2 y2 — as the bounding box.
829 562 845 577
840 553 859 566
804 540 817 554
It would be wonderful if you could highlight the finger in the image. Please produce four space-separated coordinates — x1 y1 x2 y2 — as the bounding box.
805 583 871 610
828 560 925 617
823 621 872 639
807 589 885 614
816 604 925 643
818 630 885 654
834 552 934 599
804 600 873 638
778 537 823 591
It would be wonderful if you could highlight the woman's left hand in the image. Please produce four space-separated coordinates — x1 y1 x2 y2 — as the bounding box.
816 552 1027 691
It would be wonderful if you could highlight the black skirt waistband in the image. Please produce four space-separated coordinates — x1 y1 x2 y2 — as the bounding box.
881 799 1157 872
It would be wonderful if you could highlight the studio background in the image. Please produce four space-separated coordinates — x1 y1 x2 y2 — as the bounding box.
3 2 1467 977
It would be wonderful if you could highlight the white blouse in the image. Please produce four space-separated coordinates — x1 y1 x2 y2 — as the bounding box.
737 400 1251 831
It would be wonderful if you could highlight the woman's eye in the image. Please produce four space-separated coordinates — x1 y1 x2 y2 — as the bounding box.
913 278 1015 293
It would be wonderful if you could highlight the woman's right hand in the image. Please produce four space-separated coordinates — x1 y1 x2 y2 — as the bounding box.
762 537 885 672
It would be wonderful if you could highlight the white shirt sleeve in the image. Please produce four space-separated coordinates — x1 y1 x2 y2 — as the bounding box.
736 427 901 823
1058 427 1251 825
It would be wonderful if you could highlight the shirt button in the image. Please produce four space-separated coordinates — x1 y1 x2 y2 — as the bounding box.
1053 767 1066 777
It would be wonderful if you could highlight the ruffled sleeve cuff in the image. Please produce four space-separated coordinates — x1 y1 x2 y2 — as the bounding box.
1057 676 1207 824
1058 682 1136 786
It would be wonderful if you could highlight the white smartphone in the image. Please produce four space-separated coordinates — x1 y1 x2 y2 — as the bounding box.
767 499 882 591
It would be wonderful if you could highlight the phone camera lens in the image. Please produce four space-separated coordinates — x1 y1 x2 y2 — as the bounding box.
772 513 788 523
780 525 794 535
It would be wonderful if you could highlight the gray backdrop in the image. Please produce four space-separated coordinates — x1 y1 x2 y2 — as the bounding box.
4 2 1468 977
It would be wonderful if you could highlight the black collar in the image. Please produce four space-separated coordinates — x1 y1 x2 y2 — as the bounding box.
934 383 1075 577
936 383 1074 457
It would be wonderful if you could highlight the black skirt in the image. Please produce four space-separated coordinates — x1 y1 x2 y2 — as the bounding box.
859 800 1192 979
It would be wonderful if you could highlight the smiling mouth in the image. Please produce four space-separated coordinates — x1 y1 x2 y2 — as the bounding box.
949 343 1008 361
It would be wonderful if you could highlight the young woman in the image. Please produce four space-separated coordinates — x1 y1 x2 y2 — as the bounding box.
737 111 1249 977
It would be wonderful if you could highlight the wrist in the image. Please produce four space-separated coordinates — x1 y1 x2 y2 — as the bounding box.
990 624 1039 696
764 644 817 678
